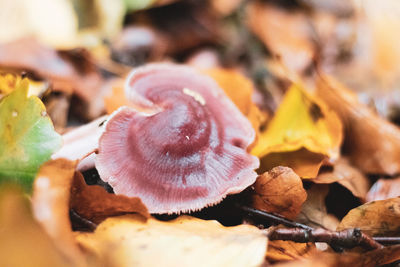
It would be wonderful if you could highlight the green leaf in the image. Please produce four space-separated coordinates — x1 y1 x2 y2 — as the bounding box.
0 79 62 190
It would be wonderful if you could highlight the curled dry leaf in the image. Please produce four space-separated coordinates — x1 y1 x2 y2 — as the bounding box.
0 186 72 267
366 177 400 202
247 2 314 73
76 214 267 267
96 63 259 214
252 166 307 220
266 240 317 263
33 159 149 235
272 245 400 267
259 149 327 181
70 171 149 224
252 83 343 178
32 159 85 266
297 185 339 230
312 158 370 201
0 38 104 114
317 74 400 175
337 197 400 236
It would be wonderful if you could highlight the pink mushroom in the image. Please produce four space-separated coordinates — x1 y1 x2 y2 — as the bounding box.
95 63 259 214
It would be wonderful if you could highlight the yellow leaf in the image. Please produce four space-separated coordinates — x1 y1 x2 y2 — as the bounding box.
76 215 267 267
0 72 48 99
0 185 72 267
252 83 343 177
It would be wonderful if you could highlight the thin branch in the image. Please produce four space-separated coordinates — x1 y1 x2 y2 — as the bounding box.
237 204 400 250
70 209 97 231
373 237 400 245
236 203 313 231
267 227 383 251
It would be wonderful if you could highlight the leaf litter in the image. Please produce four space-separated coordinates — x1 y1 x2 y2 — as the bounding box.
1 0 400 266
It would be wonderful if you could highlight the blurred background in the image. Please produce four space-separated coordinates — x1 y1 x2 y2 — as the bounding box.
1 0 400 128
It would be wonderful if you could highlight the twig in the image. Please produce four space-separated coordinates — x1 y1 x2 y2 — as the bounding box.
236 203 313 231
70 209 97 231
236 204 400 250
267 227 383 251
373 237 400 245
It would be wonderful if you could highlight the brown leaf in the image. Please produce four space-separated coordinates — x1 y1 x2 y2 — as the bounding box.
32 159 85 265
70 171 149 224
0 38 104 119
252 166 307 220
312 158 370 201
247 2 314 73
317 74 400 175
0 186 72 267
366 177 400 202
337 197 400 236
76 214 267 267
297 184 339 230
272 245 400 267
266 240 316 263
259 149 327 178
32 159 149 264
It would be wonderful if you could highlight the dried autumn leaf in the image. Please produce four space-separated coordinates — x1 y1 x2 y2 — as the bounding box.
70 171 149 224
104 79 130 114
32 159 85 265
247 2 314 73
317 74 400 175
266 240 316 263
312 158 370 201
355 0 400 85
33 159 149 240
252 166 307 220
0 38 104 117
252 83 343 178
337 197 400 236
0 79 62 190
272 246 400 267
76 214 267 267
366 177 400 202
0 186 72 267
297 185 339 230
259 149 326 181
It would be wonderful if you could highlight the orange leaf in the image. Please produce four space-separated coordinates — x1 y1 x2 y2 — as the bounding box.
252 166 307 220
104 78 131 114
317 74 400 175
70 171 149 224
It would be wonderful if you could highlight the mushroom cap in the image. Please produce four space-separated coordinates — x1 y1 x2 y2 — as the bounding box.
95 63 259 214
